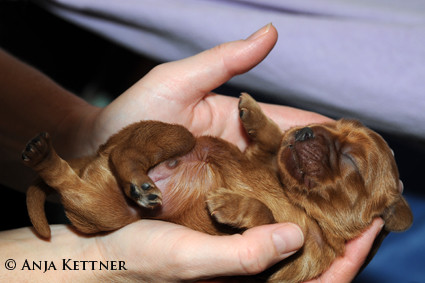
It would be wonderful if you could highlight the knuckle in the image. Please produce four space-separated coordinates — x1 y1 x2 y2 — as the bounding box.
148 62 169 75
238 245 268 275
209 42 236 77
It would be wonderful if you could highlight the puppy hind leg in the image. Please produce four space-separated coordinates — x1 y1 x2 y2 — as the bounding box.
238 93 282 161
109 122 196 209
109 148 163 209
206 187 276 229
22 132 142 235
22 133 97 236
22 132 77 189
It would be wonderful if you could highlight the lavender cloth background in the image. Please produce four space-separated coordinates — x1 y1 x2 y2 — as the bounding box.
38 0 425 139
36 1 425 282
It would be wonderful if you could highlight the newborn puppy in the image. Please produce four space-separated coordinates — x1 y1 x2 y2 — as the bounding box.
23 93 412 282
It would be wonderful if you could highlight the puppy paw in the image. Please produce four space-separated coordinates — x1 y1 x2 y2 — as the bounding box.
22 132 51 167
238 93 266 138
239 93 282 156
207 188 241 226
207 187 275 229
128 180 162 209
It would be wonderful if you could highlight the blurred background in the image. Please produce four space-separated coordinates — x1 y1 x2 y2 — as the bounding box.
0 1 423 282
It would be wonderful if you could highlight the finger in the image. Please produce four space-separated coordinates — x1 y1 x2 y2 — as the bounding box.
305 218 384 283
261 101 333 132
139 23 278 104
99 24 278 138
173 223 304 281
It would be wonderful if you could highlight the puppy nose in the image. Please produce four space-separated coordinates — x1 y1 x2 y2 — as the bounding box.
295 127 314 142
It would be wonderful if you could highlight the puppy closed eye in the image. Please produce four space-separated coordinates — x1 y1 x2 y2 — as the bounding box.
340 152 359 172
335 142 358 171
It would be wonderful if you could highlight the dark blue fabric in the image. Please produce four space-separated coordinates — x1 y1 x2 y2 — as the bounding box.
355 193 425 283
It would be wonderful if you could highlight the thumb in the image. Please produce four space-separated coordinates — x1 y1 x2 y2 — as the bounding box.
139 23 278 104
100 24 278 137
179 223 304 280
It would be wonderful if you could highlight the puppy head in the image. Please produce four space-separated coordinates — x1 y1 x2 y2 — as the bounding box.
278 119 412 237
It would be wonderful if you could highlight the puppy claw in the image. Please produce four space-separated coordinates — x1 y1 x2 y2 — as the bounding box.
141 182 152 190
239 108 247 119
130 184 140 199
147 194 159 201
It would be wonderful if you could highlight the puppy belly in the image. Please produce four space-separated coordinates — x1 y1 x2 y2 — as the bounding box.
147 160 177 212
147 140 222 218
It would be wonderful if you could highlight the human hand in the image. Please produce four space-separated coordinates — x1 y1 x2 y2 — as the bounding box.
94 219 382 283
0 218 381 282
304 218 384 283
76 24 330 157
94 220 304 282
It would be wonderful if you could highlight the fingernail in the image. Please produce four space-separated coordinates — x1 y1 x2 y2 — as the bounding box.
246 23 272 41
376 218 385 231
398 179 404 194
272 223 304 257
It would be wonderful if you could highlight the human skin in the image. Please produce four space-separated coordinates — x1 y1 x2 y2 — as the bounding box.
0 24 382 282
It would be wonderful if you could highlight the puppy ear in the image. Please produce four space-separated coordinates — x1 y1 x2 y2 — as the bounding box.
382 197 413 232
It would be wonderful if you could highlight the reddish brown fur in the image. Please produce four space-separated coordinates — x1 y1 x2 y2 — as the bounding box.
23 93 412 282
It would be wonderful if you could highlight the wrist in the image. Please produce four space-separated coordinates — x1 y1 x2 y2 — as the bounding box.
52 97 102 159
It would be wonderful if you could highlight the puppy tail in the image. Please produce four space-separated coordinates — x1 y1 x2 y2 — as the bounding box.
26 183 53 239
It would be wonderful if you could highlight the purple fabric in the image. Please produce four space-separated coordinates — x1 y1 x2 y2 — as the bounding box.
39 0 425 139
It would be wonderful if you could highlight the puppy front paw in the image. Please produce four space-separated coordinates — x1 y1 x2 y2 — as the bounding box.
22 132 51 167
207 187 240 226
238 93 266 138
207 187 275 229
127 181 162 209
